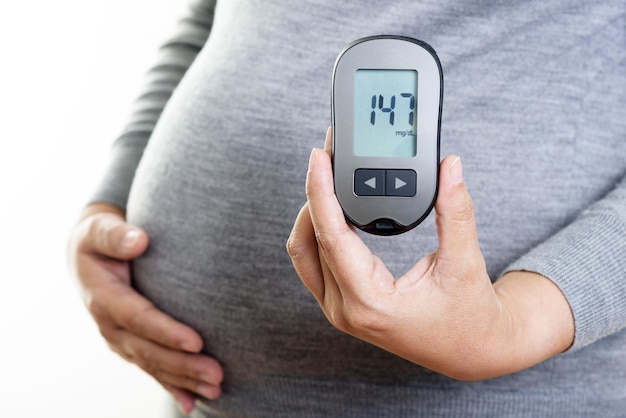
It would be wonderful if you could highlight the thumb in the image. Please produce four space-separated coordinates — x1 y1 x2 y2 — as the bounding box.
78 212 149 260
434 155 482 272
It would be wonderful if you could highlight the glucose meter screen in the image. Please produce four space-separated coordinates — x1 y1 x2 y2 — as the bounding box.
354 69 417 157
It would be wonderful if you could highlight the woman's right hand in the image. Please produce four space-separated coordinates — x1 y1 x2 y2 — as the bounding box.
67 203 223 415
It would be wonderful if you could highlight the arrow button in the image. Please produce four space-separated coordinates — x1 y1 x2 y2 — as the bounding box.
385 170 416 197
395 177 407 190
354 169 385 196
365 177 377 189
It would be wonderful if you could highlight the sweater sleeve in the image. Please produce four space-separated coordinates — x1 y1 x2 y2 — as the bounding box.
504 174 626 352
90 0 216 210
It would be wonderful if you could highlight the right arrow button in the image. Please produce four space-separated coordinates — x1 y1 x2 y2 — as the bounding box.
386 170 417 197
395 177 407 190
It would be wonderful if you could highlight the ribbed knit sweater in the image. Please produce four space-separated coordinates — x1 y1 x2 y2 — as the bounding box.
92 1 626 416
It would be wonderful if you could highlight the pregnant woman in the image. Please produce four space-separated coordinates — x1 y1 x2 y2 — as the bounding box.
68 1 626 417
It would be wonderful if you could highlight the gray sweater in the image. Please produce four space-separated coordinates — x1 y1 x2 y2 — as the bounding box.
92 1 626 416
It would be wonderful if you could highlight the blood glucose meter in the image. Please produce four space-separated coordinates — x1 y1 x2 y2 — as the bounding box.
331 36 443 235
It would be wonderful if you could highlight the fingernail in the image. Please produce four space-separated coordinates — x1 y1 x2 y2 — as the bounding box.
199 373 216 385
172 393 195 415
449 157 463 184
175 399 195 416
308 148 317 170
324 126 332 151
122 229 141 253
179 341 196 352
198 384 220 400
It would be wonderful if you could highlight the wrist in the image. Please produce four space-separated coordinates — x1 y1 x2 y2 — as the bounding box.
493 271 574 373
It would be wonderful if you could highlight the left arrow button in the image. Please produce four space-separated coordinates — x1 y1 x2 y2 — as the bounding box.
354 169 385 196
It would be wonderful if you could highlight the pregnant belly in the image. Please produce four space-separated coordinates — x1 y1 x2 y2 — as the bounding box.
123 107 431 385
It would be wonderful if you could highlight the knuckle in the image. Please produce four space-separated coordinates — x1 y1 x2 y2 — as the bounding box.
86 214 124 253
285 227 313 260
90 309 120 345
126 304 155 333
106 342 128 360
86 296 106 319
285 234 301 259
105 337 137 365
131 347 160 377
72 218 93 251
452 198 475 223
143 359 160 377
136 345 156 364
97 324 116 343
86 216 107 250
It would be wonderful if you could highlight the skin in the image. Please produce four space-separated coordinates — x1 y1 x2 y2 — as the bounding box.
287 128 575 380
67 203 223 415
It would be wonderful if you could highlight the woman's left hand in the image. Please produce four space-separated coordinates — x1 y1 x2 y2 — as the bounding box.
287 129 574 380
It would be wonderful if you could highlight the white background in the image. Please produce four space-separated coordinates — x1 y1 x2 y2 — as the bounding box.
0 1 187 416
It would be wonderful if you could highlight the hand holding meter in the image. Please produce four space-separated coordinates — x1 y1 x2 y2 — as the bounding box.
332 36 443 235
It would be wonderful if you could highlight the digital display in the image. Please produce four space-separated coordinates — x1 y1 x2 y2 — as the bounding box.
354 69 417 157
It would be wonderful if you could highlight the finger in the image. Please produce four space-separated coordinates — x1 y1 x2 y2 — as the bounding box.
305 147 376 292
286 203 325 303
319 250 344 319
162 384 197 416
90 284 204 353
104 325 222 396
157 370 221 400
77 212 149 260
136 337 223 385
434 155 484 275
122 331 222 387
324 126 332 153
396 251 437 289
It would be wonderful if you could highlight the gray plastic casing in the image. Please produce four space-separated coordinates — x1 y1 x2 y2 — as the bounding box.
331 36 443 235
